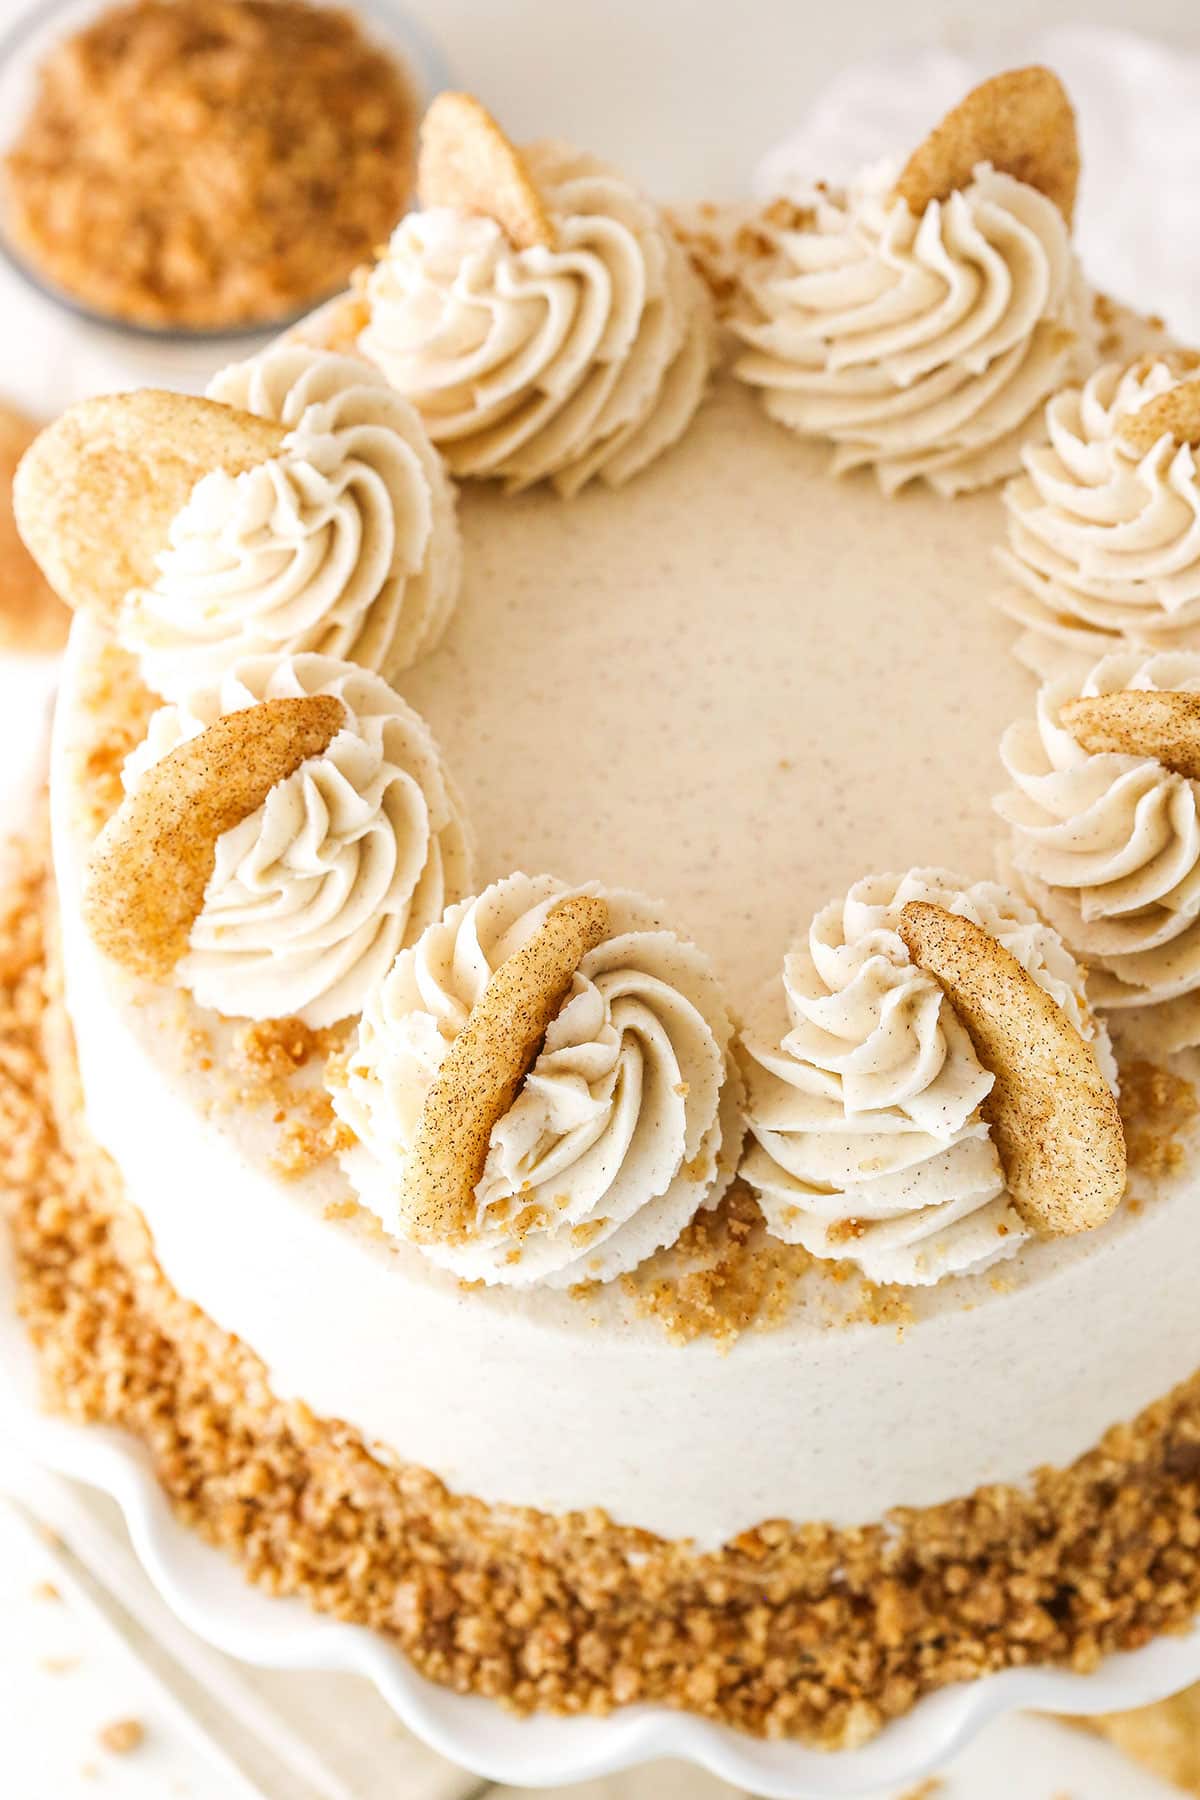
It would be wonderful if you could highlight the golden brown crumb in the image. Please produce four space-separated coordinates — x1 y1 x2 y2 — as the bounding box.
32 1579 61 1602
609 1182 915 1346
1120 379 1200 456
1119 1059 1199 1182
616 1182 813 1346
271 1090 352 1178
667 198 813 318
228 1021 354 1175
235 1016 347 1080
39 1655 80 1675
97 1718 144 1755
68 640 158 836
3 0 418 330
0 403 67 655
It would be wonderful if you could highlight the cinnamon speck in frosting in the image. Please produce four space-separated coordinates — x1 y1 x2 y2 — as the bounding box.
1119 1060 1199 1181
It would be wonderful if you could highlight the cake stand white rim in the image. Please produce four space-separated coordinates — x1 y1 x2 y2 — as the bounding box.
4 1240 1200 1798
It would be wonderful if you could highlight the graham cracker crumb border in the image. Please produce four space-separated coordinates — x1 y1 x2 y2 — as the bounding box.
6 835 1200 1749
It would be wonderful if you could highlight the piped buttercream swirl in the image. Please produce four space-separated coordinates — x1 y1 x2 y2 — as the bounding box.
733 162 1093 495
123 654 472 1027
997 649 1200 1009
331 872 744 1286
739 868 1114 1285
121 348 460 701
997 359 1200 677
360 143 716 495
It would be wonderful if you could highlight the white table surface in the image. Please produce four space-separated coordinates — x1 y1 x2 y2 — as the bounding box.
2 0 1199 1793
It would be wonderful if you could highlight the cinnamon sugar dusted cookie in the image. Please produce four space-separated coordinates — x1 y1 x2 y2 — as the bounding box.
14 391 285 628
894 66 1079 223
404 894 610 1242
84 694 344 980
418 91 555 251
898 901 1125 1236
734 66 1093 494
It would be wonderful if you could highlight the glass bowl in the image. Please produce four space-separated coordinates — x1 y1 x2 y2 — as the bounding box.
0 0 453 350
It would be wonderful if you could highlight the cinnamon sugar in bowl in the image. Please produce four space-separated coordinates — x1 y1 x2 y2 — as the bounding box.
0 0 439 336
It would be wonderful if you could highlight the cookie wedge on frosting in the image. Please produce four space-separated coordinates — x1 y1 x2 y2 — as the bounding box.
402 894 611 1243
14 391 285 629
84 694 344 983
893 67 1079 226
996 356 1200 678
898 900 1125 1237
331 872 744 1287
357 92 717 495
738 869 1119 1285
998 651 1200 1037
100 655 473 1028
15 370 461 700
733 66 1095 495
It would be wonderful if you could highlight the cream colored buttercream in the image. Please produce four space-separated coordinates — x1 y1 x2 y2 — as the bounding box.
123 654 472 1027
735 161 1093 494
360 142 716 494
121 349 460 699
998 649 1200 1013
997 359 1200 677
333 872 742 1286
739 868 1114 1284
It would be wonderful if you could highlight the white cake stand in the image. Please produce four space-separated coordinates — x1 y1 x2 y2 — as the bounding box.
3 1243 1200 1800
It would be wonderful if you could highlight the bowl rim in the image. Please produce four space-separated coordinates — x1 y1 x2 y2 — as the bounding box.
0 0 453 346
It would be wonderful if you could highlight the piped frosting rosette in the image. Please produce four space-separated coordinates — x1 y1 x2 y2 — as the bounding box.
120 352 460 700
738 869 1115 1286
331 872 744 1287
359 96 716 496
997 650 1200 1019
733 70 1093 495
997 358 1200 678
207 343 461 673
121 654 472 1027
